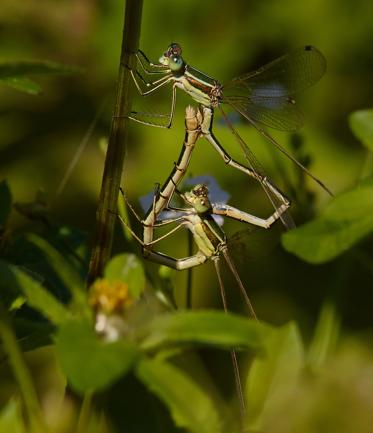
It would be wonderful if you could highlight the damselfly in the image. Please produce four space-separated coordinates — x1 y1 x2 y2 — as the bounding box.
119 182 285 418
127 43 332 229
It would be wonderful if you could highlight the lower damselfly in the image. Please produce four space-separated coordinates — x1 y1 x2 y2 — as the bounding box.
127 43 332 219
118 182 285 419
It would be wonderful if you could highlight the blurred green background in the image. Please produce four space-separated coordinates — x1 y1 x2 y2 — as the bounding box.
0 0 373 433
1 2 373 428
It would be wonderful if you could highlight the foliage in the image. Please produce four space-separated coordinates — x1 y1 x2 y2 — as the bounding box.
349 109 373 151
0 199 271 432
0 61 81 95
282 176 373 263
282 107 373 263
1 173 373 431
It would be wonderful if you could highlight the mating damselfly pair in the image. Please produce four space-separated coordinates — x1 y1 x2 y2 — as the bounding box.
117 42 331 419
119 106 289 417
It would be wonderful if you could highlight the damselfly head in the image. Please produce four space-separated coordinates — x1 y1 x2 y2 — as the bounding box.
159 43 184 71
184 184 212 214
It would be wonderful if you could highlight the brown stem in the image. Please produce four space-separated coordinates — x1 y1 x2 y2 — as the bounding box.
87 0 143 285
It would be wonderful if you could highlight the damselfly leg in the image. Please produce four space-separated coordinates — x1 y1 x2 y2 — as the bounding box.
127 51 176 128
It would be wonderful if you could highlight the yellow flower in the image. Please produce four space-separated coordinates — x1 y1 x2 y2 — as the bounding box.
89 279 133 314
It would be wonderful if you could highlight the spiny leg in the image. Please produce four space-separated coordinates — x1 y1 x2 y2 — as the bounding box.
137 49 170 71
201 107 294 229
145 249 207 270
212 201 289 229
117 191 207 270
206 129 294 229
119 187 144 224
118 188 188 241
125 54 176 128
129 70 173 96
117 213 188 247
128 81 177 129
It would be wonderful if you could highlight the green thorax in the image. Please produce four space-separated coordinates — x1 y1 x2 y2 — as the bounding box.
181 65 222 107
191 213 226 258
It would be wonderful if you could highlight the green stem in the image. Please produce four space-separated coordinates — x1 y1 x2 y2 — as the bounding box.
77 391 93 433
87 0 144 285
0 304 46 433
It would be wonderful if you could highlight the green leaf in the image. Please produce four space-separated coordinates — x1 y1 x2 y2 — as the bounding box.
0 77 42 95
8 296 26 312
0 399 25 433
136 357 222 433
140 310 269 352
55 318 138 394
307 302 341 369
245 322 304 431
349 109 373 151
0 259 69 324
0 180 12 227
26 234 84 289
282 177 373 263
0 60 82 95
0 60 82 78
105 254 146 299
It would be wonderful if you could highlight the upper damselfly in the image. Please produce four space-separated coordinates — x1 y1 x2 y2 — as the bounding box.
127 43 332 225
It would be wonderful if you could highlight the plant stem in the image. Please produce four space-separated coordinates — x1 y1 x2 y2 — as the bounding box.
87 0 143 285
0 304 46 433
77 391 93 433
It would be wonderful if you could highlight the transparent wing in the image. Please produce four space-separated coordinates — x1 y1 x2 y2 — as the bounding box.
226 227 280 267
226 95 303 131
222 45 326 131
224 45 326 96
129 110 171 128
228 225 274 247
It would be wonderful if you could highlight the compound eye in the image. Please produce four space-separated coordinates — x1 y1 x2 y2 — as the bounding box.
201 185 209 196
171 43 181 55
